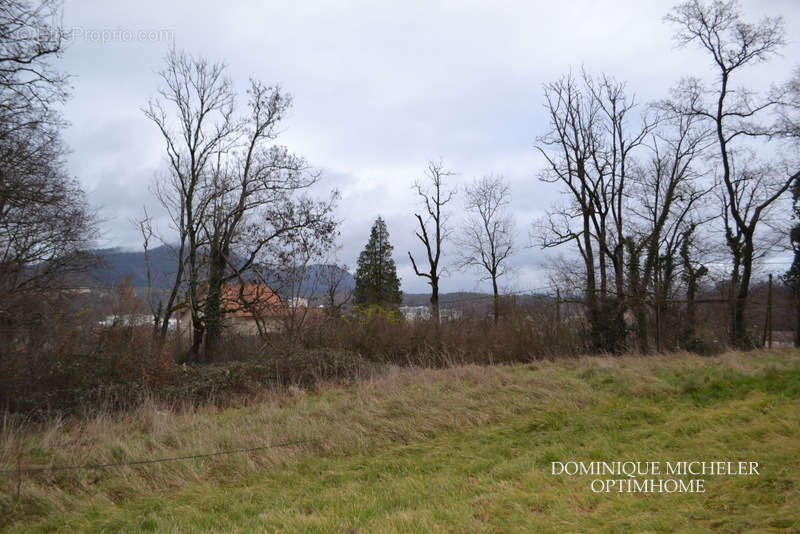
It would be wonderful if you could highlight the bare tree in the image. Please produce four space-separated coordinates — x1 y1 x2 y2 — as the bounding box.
408 161 455 325
666 0 793 347
780 69 800 346
458 175 514 323
321 263 352 318
0 0 96 336
0 0 66 107
679 224 709 347
535 70 652 353
256 217 339 345
144 49 237 357
135 208 163 333
778 68 800 143
145 49 337 361
624 107 713 352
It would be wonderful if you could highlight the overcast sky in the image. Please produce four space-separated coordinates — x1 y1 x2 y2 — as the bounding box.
58 0 800 293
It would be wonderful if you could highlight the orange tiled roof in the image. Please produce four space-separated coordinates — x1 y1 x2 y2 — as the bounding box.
219 283 286 318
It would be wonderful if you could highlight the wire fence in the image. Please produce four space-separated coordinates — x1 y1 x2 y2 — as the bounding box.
425 275 793 350
1 437 325 502
0 438 320 476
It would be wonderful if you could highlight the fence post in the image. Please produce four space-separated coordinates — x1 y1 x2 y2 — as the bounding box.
16 452 21 502
654 266 662 353
763 274 773 349
555 288 561 335
655 293 662 354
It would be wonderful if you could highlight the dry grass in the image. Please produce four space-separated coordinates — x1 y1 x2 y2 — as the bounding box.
2 348 799 530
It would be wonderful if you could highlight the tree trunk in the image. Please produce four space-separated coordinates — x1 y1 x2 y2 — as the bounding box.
685 270 697 344
733 236 754 349
634 301 649 353
625 239 648 353
492 276 499 324
190 323 204 362
795 293 800 348
202 252 227 362
430 279 439 325
582 205 600 351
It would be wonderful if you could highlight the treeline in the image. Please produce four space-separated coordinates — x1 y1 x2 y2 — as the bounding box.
526 2 800 353
356 1 800 354
0 1 97 347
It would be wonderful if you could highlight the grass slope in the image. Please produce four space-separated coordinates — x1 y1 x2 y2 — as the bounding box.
2 350 799 532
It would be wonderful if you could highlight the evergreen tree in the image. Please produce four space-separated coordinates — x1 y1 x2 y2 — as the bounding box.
354 217 402 307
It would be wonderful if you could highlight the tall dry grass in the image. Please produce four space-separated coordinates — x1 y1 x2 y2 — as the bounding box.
2 348 798 528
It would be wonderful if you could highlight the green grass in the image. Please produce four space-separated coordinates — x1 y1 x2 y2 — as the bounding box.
3 349 800 532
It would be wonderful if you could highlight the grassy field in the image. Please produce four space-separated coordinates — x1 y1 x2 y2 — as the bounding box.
2 349 799 532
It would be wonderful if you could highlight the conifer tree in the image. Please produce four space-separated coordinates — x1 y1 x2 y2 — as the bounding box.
354 217 402 307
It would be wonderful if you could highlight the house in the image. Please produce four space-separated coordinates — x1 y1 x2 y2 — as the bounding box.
288 297 309 308
400 305 430 321
99 313 153 328
175 283 288 339
768 330 796 348
399 305 463 322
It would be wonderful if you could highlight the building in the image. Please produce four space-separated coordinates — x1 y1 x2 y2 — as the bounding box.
769 331 796 348
399 305 463 322
176 283 288 339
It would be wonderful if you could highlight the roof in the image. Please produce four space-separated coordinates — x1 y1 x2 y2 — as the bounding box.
219 283 285 318
176 283 286 319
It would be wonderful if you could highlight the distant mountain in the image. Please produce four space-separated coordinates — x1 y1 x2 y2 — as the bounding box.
91 246 179 289
89 246 355 299
262 263 355 300
402 292 489 307
402 291 556 310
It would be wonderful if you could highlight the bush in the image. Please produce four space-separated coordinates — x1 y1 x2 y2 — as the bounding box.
0 331 375 418
299 307 581 366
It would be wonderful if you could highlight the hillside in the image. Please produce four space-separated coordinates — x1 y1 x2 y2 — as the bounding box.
91 248 520 306
402 291 556 308
91 246 179 288
89 246 355 299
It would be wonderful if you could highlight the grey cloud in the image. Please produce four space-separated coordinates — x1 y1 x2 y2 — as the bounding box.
58 0 800 292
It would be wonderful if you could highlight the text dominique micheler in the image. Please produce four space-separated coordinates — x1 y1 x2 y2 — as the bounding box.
551 461 761 493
